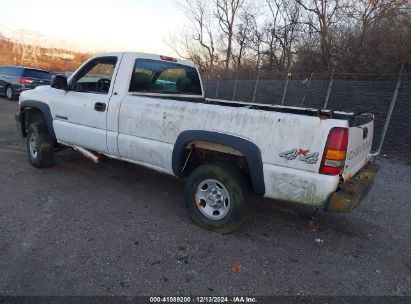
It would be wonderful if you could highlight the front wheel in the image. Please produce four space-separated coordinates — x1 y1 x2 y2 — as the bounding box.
26 122 54 168
184 164 249 234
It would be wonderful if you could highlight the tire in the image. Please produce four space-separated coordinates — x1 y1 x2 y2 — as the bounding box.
5 85 15 100
184 163 249 233
26 122 54 168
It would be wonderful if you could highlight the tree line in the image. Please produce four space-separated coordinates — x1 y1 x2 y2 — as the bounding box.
0 36 92 72
167 0 411 79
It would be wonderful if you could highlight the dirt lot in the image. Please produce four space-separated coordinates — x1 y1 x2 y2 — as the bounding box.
0 97 410 296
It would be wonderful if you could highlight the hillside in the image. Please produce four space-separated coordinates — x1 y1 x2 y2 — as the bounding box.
0 35 92 72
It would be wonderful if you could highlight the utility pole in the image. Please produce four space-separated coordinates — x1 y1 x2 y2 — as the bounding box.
19 30 40 67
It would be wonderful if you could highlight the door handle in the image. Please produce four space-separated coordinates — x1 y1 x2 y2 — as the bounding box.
94 102 106 112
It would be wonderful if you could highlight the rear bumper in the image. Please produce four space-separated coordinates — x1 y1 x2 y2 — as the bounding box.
11 84 28 94
12 84 44 94
15 88 29 94
324 162 379 212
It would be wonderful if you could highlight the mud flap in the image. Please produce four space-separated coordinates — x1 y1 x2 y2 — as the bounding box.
15 112 26 137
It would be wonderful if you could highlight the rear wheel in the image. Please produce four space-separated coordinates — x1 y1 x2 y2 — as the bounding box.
184 164 249 233
5 86 15 100
26 122 54 168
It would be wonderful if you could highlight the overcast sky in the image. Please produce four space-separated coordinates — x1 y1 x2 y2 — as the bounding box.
0 0 183 55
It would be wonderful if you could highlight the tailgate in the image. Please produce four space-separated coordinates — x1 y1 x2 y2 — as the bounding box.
343 116 374 181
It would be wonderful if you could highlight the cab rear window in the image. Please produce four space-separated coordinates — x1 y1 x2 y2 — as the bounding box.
129 59 202 96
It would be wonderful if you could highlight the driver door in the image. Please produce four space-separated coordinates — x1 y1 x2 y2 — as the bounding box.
53 56 119 153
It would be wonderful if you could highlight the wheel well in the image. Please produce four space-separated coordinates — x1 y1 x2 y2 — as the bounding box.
181 140 251 184
21 107 52 139
173 130 265 196
24 107 46 128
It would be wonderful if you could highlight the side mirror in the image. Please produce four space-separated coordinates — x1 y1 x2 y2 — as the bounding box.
51 75 68 90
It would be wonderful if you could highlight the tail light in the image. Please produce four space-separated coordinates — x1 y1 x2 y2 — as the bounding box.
319 127 349 175
17 78 33 84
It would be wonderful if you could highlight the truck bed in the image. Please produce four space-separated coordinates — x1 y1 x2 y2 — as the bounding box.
130 93 374 127
205 98 374 127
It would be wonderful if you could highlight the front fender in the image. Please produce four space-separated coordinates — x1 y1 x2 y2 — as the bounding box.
19 100 56 140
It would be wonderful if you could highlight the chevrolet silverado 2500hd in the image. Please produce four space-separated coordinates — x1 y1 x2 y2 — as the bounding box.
15 52 378 233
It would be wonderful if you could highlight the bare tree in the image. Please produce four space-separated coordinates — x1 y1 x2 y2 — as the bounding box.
215 0 245 73
249 14 265 74
169 0 410 76
329 0 409 72
296 0 341 70
263 1 281 71
166 0 217 78
265 0 301 71
346 0 407 36
184 0 218 77
232 9 253 73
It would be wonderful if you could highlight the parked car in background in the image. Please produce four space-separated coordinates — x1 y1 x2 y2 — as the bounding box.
0 66 52 100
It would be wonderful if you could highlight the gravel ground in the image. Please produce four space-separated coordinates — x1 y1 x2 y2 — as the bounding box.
0 97 410 296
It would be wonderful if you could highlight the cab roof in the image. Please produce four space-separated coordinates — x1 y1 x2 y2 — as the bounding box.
90 52 197 68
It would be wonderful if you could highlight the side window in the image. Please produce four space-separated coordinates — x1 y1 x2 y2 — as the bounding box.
2 67 10 75
2 67 21 76
129 59 202 96
73 57 117 94
8 67 22 77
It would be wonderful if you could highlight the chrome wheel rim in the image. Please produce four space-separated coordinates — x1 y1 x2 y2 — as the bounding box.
29 133 38 159
6 87 12 99
195 179 231 220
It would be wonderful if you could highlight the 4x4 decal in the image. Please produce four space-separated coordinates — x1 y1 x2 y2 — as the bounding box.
279 148 319 164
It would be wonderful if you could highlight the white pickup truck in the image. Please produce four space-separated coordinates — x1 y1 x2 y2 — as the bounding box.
15 52 378 233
